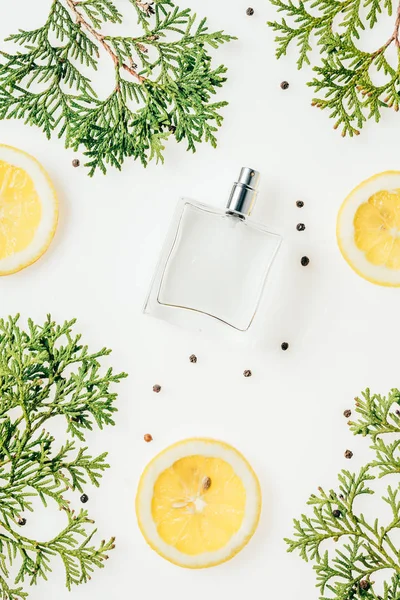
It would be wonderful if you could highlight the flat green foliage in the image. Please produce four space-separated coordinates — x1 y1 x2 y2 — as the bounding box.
0 0 234 175
0 315 127 600
268 0 400 137
286 388 400 600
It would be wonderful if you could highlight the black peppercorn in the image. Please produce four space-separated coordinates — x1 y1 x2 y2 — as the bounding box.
246 7 254 15
18 517 26 526
343 409 351 418
344 449 353 459
332 509 341 518
243 369 252 378
296 223 306 231
396 409 400 416
168 125 176 134
359 580 370 591
296 200 304 208
80 494 89 504
280 81 289 90
339 494 344 500
281 342 289 351
189 354 197 363
301 256 310 266
153 384 161 393
72 159 80 168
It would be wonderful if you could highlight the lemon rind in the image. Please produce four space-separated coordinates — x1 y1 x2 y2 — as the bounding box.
337 170 400 286
135 437 262 569
0 144 58 276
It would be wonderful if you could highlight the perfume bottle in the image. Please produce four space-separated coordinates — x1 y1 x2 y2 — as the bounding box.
144 168 282 332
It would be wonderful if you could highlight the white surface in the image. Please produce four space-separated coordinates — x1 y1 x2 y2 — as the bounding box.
1 1 400 599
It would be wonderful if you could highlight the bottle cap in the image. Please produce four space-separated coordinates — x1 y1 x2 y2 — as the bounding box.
226 167 260 217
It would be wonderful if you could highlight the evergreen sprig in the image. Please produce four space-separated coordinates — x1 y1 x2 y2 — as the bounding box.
286 388 400 600
0 315 127 600
0 0 234 175
268 0 400 136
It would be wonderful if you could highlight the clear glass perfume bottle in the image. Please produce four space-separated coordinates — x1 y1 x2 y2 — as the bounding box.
144 168 282 332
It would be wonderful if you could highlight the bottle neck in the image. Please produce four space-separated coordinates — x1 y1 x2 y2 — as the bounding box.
226 183 257 217
226 209 246 220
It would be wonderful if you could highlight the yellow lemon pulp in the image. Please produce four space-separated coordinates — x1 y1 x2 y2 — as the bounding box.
136 438 261 568
337 171 400 286
0 160 42 259
0 145 58 276
354 189 400 269
152 455 246 555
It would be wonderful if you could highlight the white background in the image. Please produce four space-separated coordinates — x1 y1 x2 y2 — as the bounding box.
1 0 400 598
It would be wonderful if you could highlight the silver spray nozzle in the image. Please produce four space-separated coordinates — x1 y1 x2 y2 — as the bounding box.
226 167 260 217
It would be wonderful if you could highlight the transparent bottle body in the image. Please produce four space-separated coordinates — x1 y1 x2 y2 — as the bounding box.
144 199 282 332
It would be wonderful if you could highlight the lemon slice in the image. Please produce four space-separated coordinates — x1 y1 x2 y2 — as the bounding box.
0 145 58 275
136 438 261 568
337 171 400 286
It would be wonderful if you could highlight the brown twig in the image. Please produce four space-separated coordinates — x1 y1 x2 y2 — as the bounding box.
393 0 400 47
371 0 400 56
136 1 155 16
65 0 145 83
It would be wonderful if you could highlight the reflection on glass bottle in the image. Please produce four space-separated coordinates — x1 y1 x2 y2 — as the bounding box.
144 168 282 332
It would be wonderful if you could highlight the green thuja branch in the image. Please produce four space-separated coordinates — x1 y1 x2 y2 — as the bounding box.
0 315 127 600
268 0 400 136
286 388 400 600
0 0 235 175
